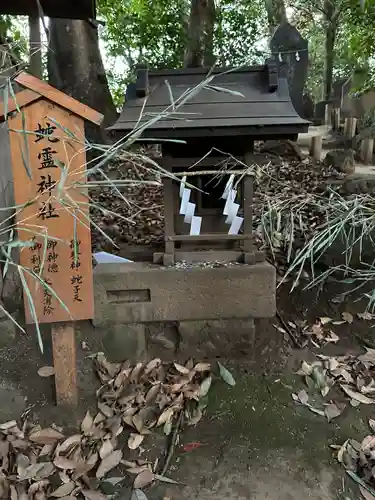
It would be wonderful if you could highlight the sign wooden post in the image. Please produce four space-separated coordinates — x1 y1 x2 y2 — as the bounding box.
0 72 104 406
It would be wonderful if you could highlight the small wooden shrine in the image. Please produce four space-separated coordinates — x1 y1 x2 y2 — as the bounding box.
110 61 309 265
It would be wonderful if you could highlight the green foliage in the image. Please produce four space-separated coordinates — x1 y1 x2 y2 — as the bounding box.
215 0 267 66
98 0 189 70
288 0 375 100
98 0 267 87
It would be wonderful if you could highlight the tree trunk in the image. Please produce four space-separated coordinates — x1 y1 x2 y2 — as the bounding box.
184 0 216 68
322 1 337 101
47 19 117 145
323 23 336 100
264 0 288 35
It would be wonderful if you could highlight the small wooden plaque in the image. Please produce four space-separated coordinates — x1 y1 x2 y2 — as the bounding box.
8 99 94 324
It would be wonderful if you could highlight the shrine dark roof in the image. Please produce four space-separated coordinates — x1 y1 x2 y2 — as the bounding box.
109 61 310 140
0 0 95 19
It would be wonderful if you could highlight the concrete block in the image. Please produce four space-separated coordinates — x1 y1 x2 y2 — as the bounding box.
102 322 147 362
147 322 179 359
178 319 255 359
93 262 276 324
163 254 174 266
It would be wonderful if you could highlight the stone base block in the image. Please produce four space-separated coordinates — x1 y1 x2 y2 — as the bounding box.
178 319 255 359
94 262 276 326
101 323 147 362
146 322 179 360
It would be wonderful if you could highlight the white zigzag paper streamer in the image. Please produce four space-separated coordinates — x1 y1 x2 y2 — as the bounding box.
179 179 202 235
221 182 243 235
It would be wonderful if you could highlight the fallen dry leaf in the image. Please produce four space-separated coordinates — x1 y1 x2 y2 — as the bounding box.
130 363 144 383
37 366 55 378
128 433 144 450
50 481 75 497
56 434 81 455
81 341 90 350
144 358 161 374
173 363 190 375
217 362 236 387
81 411 94 435
341 385 375 404
97 402 113 418
342 312 354 324
29 427 64 445
324 402 345 422
319 317 332 325
126 466 150 475
82 490 108 500
145 384 160 403
154 473 180 484
131 490 149 500
326 331 339 344
99 440 114 460
297 389 309 405
53 456 78 470
0 420 18 430
96 449 123 479
194 363 211 372
134 469 154 489
273 324 287 334
358 348 375 365
198 376 212 398
361 435 375 452
157 408 174 427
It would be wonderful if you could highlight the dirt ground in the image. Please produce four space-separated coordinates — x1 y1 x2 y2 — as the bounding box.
0 280 374 499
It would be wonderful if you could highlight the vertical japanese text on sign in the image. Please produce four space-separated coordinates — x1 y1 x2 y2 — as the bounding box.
9 99 94 323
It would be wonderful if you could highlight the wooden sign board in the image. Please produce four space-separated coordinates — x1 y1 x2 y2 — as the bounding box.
8 98 94 324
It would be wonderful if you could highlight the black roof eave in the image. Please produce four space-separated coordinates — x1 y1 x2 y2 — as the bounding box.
0 0 96 18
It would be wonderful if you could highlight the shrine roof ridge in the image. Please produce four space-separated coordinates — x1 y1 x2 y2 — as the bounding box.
109 59 310 139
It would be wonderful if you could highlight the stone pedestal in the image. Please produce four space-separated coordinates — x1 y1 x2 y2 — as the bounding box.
91 262 275 361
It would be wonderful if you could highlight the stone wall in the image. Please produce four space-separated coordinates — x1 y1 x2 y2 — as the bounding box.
93 261 276 325
92 261 276 360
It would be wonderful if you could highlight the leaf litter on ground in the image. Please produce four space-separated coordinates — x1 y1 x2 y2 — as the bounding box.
333 431 375 499
0 355 235 499
292 346 375 421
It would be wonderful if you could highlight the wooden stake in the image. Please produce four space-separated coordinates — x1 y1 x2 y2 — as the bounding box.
331 108 340 131
360 138 374 165
51 322 78 407
325 103 332 126
309 135 323 161
344 117 357 139
29 15 42 79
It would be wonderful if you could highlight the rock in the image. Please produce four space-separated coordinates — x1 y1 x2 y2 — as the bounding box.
2 267 23 313
324 149 356 174
260 140 304 161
